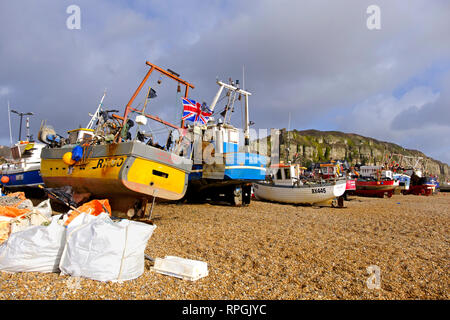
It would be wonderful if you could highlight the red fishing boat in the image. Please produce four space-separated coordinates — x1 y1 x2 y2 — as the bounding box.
403 172 435 196
355 166 398 198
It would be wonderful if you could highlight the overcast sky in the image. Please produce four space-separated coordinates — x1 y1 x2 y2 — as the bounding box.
0 0 449 164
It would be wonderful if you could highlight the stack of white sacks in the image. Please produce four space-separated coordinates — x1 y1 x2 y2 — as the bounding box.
0 210 156 282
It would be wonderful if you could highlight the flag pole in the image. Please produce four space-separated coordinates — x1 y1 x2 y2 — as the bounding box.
141 86 152 115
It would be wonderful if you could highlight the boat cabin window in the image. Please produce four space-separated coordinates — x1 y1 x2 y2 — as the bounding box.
276 169 283 180
285 168 291 179
11 146 22 160
322 167 334 175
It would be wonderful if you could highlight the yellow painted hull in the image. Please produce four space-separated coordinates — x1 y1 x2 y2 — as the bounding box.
40 142 192 210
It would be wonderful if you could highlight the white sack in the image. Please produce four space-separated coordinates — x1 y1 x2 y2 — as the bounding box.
33 199 52 218
59 212 156 282
0 215 66 273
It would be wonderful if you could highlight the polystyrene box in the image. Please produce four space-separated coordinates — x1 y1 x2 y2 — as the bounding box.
152 256 208 281
135 115 147 126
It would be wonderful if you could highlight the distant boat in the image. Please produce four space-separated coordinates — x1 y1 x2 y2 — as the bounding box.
0 141 45 189
253 163 346 206
355 166 398 198
393 173 410 193
440 180 450 192
312 161 356 199
403 172 436 196
430 176 439 194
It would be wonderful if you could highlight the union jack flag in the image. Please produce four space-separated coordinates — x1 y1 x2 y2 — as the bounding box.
182 98 212 125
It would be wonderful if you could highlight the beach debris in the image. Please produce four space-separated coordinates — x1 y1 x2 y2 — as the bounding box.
0 192 52 244
59 212 156 282
0 214 66 273
0 192 27 207
0 194 155 283
63 199 111 226
152 256 208 281
39 185 78 209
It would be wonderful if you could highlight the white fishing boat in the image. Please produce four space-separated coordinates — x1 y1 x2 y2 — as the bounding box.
440 180 450 192
253 163 346 206
0 141 45 189
0 108 45 190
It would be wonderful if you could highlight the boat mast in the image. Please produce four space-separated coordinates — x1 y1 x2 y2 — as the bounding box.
10 109 34 142
244 89 250 149
209 80 252 148
7 100 13 146
209 84 225 113
87 90 107 130
286 112 291 163
242 65 250 149
224 81 237 124
26 117 30 141
118 61 195 142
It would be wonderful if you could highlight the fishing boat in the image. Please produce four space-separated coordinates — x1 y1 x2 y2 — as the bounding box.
430 176 439 194
354 166 398 198
393 173 410 193
183 79 267 206
439 179 450 192
39 61 193 216
403 171 435 196
0 141 45 189
0 110 45 191
253 163 346 206
313 161 356 199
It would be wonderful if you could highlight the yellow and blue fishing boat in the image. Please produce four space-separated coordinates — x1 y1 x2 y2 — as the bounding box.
39 61 194 216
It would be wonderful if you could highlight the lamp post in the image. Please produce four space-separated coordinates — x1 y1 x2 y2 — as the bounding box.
10 109 34 142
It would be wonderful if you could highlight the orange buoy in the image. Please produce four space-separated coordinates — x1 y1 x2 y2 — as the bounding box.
1 176 9 184
63 152 76 166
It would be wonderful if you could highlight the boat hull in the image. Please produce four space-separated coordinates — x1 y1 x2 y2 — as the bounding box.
439 183 450 192
345 179 356 191
0 169 44 188
355 179 398 197
252 179 346 205
189 152 267 187
0 142 45 189
186 152 267 205
40 141 192 210
404 184 434 196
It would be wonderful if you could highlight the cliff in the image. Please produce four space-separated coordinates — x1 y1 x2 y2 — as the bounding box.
249 129 449 181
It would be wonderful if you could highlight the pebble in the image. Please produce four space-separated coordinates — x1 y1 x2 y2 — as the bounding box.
0 193 448 299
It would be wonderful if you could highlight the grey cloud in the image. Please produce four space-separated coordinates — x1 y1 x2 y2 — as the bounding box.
391 94 450 131
0 0 449 164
